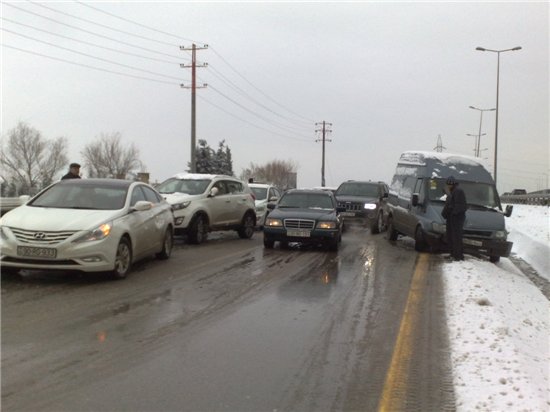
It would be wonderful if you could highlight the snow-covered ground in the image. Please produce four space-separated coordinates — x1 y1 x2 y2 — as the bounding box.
443 204 549 411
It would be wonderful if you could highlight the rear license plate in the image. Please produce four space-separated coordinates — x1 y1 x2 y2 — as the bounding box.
17 246 57 259
341 212 355 217
287 230 311 238
463 238 483 247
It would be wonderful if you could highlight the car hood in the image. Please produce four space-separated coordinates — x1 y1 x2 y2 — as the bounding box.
1 205 124 231
269 208 337 220
430 203 506 230
160 193 203 204
336 195 377 204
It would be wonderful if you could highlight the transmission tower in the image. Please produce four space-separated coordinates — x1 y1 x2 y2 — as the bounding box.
433 134 446 152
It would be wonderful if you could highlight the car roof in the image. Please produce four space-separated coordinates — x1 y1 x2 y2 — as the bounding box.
284 189 333 196
339 180 383 186
171 173 238 180
249 183 274 188
57 178 134 188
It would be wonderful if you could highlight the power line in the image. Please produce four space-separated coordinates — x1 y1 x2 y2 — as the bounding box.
2 44 180 85
1 17 182 64
4 3 184 60
2 28 186 81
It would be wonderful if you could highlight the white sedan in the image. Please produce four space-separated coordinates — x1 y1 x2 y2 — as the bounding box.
0 179 174 279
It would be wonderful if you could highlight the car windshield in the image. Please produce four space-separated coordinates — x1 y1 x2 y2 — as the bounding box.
29 184 128 210
278 193 334 209
427 178 500 208
156 178 210 195
336 183 379 197
251 187 268 200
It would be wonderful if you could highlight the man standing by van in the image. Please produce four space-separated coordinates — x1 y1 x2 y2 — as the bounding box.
445 176 467 261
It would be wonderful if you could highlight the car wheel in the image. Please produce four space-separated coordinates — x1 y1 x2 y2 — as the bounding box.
378 211 385 232
156 227 173 260
414 225 428 252
371 212 382 234
264 238 275 249
2 267 20 276
189 214 208 244
238 213 255 239
387 216 398 241
280 241 289 249
328 238 339 252
489 255 500 263
111 237 132 280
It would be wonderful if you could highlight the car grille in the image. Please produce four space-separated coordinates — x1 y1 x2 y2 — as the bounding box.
284 219 315 229
338 202 362 211
464 230 493 238
9 228 77 245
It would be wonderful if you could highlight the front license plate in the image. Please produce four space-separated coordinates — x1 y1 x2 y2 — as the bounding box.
17 246 57 259
341 212 355 217
463 238 483 247
287 230 311 238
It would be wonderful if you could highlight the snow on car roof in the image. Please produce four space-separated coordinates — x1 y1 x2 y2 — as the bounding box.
171 173 234 180
398 151 487 168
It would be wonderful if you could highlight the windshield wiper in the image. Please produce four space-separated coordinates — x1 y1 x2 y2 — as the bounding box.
279 205 299 208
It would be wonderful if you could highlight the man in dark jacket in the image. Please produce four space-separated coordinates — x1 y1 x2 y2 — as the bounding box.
445 176 467 261
61 163 81 180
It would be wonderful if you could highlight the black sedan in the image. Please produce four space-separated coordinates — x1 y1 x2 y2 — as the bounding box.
263 189 344 251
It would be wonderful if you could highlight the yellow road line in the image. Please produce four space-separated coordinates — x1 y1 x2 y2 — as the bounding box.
378 253 429 412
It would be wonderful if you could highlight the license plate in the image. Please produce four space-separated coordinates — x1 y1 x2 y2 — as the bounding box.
17 246 57 259
341 212 355 217
463 238 483 247
287 229 311 238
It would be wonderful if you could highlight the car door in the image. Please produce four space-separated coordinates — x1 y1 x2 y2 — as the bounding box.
208 180 232 226
128 186 156 258
142 185 170 250
226 180 251 224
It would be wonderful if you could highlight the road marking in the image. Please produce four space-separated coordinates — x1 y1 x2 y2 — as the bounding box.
378 253 429 412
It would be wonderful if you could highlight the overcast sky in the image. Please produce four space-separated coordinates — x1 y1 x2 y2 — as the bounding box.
1 1 548 192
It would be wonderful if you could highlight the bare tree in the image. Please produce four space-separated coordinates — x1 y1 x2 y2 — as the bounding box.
0 122 68 194
82 132 143 179
240 159 298 189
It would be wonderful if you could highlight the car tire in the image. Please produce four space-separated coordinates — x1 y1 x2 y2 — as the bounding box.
111 237 132 280
280 241 289 249
2 267 20 276
371 212 382 234
238 213 255 239
328 238 339 252
489 255 500 263
414 225 428 252
188 214 208 244
156 227 173 260
387 216 398 241
264 238 275 249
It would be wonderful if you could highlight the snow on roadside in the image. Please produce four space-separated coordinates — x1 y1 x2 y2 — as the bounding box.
443 205 550 411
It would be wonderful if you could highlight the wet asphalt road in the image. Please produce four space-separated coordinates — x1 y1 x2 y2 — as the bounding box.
1 227 454 411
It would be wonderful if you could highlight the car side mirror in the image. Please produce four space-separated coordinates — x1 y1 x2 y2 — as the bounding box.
208 187 219 197
132 200 153 212
268 196 279 202
411 193 420 207
18 195 31 204
504 204 513 217
382 192 389 198
267 203 276 211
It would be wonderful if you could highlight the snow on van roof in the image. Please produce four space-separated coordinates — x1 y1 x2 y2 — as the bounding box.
399 151 487 167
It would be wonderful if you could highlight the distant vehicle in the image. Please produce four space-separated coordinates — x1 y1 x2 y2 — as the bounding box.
334 180 389 233
386 151 513 262
511 189 527 195
0 179 174 279
156 173 256 243
263 189 344 251
248 183 282 228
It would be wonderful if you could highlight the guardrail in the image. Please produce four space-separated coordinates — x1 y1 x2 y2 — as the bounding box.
500 194 550 206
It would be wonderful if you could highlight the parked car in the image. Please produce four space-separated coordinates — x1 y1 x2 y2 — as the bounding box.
263 189 344 251
0 178 174 279
248 183 282 228
156 173 256 243
335 180 389 233
386 151 513 262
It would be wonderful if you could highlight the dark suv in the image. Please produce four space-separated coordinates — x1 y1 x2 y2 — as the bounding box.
335 180 389 233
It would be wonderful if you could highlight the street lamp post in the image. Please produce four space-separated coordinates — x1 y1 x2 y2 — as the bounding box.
475 46 522 187
469 106 495 157
466 132 487 156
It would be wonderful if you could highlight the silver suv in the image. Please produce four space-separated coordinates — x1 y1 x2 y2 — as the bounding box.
156 173 256 244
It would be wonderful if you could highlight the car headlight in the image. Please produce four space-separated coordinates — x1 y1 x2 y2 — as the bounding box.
432 222 446 234
265 218 283 227
172 201 191 211
73 222 112 243
364 203 377 210
494 230 507 239
317 221 336 229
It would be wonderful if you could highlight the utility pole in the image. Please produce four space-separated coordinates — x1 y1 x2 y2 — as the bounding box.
180 43 208 173
315 121 332 187
433 134 446 152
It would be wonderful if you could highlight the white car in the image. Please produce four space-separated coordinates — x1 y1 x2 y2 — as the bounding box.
0 179 174 279
248 183 282 228
156 173 256 243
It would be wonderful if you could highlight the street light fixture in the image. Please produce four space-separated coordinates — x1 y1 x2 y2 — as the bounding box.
466 132 487 156
475 46 522 187
469 106 495 157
